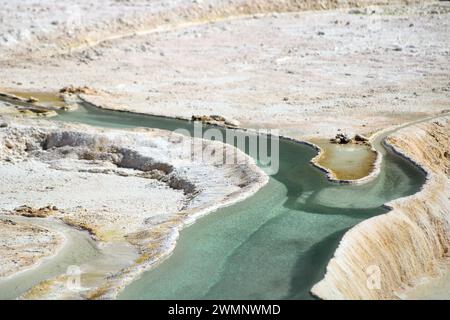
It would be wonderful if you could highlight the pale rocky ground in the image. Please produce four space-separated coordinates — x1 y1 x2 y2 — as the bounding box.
0 218 63 278
313 116 450 299
0 0 449 299
0 116 267 298
0 1 449 141
0 117 264 241
0 100 21 116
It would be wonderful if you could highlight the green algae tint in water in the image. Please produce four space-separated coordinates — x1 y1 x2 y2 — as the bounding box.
56 104 425 299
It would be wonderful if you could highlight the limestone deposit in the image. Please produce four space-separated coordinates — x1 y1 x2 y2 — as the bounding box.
0 0 449 300
312 116 450 299
0 217 63 279
0 117 268 298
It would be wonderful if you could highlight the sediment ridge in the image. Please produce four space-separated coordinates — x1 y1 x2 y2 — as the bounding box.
0 117 268 299
1 0 448 300
312 115 450 299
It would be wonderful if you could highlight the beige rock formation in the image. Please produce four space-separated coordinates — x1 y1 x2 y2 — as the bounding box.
0 117 268 298
0 218 63 278
312 116 450 299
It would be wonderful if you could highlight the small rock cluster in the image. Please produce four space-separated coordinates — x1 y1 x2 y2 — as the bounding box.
331 133 369 144
331 133 351 144
14 205 58 218
26 96 39 103
191 114 240 127
354 134 369 143
59 85 97 95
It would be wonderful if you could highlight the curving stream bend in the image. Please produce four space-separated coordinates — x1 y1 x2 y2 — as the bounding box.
51 102 426 299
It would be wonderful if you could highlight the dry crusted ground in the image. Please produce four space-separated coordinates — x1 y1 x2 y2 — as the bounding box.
0 0 449 299
1 1 449 141
0 218 63 278
0 117 267 298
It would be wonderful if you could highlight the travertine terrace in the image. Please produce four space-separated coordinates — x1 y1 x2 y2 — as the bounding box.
312 116 450 299
0 118 267 298
0 0 449 300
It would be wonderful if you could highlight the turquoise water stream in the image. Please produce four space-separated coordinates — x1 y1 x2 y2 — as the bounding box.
55 103 425 299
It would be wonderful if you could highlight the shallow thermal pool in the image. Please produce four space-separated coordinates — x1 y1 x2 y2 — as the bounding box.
52 102 426 299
